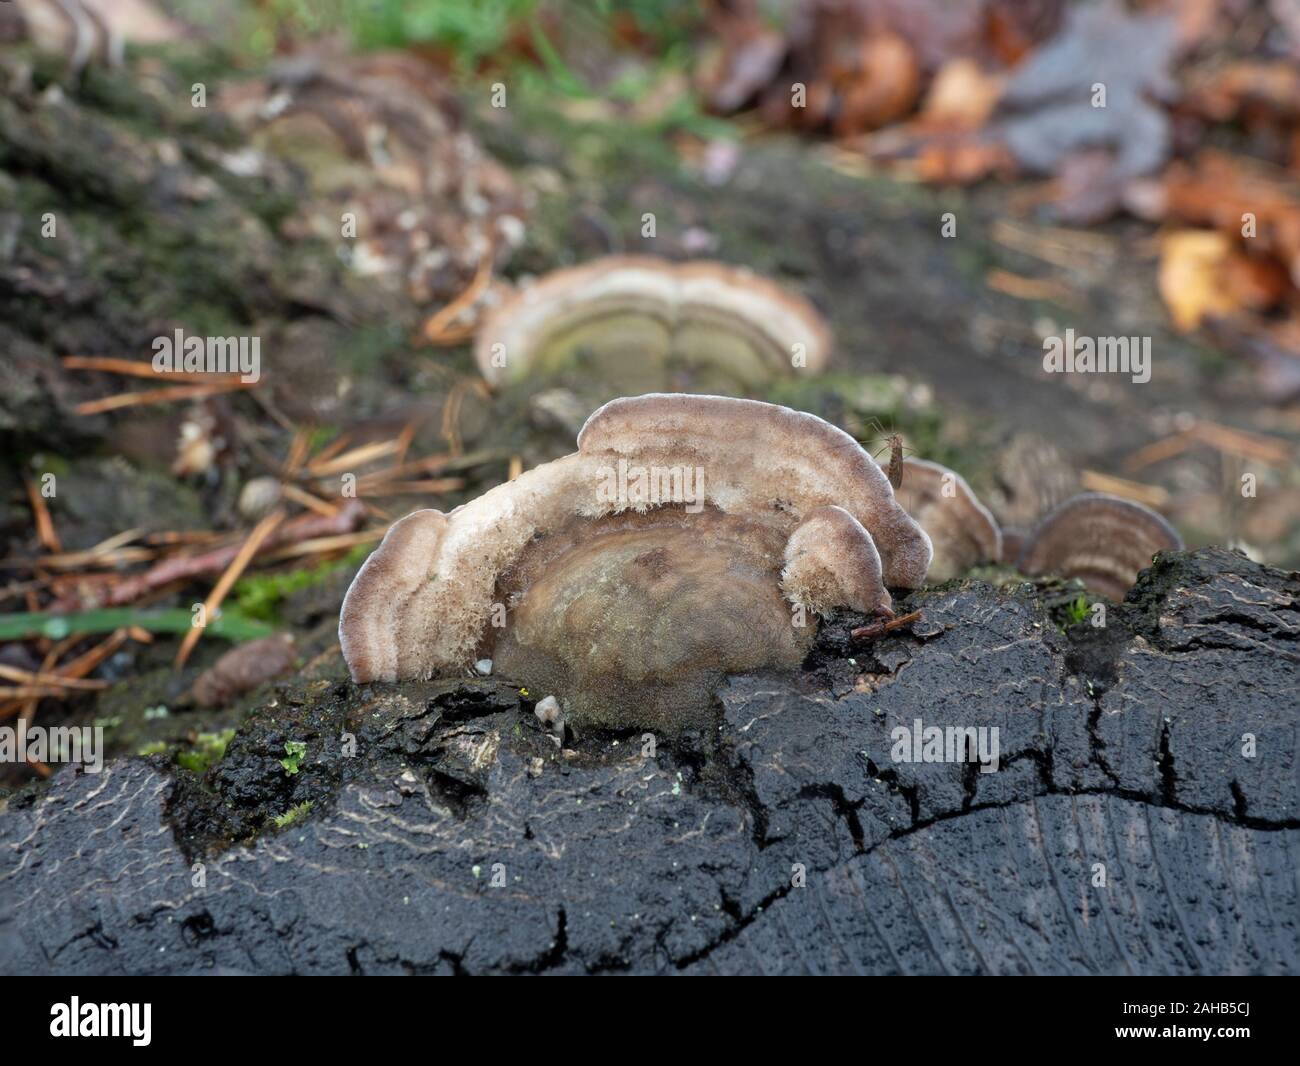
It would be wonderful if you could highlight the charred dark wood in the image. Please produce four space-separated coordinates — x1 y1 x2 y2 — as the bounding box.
1 548 1295 974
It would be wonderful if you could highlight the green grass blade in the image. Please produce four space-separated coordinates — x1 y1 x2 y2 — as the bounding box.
0 608 274 642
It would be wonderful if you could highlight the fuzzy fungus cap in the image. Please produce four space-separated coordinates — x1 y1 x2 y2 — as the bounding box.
577 394 932 589
895 458 1002 583
782 505 893 618
474 256 832 391
1016 492 1183 601
339 394 930 727
491 507 811 730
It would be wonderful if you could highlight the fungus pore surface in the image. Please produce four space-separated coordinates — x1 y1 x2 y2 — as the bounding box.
340 394 931 729
474 257 832 393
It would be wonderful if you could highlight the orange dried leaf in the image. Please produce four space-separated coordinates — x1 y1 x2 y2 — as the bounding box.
921 59 1003 128
1157 230 1245 332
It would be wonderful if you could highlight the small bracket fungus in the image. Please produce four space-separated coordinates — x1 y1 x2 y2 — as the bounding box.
998 526 1028 567
1016 492 1183 601
340 394 930 729
894 458 1002 583
782 505 893 618
473 256 831 393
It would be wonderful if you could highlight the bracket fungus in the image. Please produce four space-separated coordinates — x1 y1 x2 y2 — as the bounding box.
340 394 930 729
894 458 1002 583
1016 492 1183 601
474 256 832 393
887 453 1181 601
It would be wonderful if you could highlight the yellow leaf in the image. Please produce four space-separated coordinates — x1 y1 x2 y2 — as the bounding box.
1157 230 1242 332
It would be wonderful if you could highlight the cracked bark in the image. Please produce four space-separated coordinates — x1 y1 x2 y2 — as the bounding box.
1 548 1296 974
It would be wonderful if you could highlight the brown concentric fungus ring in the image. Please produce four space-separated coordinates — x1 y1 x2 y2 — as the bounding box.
1016 492 1183 601
474 256 832 391
339 394 930 729
894 458 1002 583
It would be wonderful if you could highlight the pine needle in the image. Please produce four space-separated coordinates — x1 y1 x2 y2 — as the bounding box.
174 510 286 669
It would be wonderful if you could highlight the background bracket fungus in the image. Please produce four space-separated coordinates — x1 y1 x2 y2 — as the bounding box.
1016 492 1184 602
340 394 930 729
894 457 1003 583
473 256 832 395
884 452 1185 604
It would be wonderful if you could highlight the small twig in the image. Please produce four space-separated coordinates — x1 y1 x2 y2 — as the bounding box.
1194 421 1291 465
1080 470 1169 508
0 578 50 607
257 528 385 563
440 378 490 456
144 530 226 547
24 478 62 553
0 665 109 691
0 685 93 701
55 628 132 681
985 268 1077 307
0 665 110 691
990 219 1116 268
310 432 354 466
62 356 238 383
394 420 417 467
174 510 286 669
356 478 465 496
851 609 923 643
74 379 256 416
1 635 79 725
1126 420 1291 472
422 252 494 346
37 527 148 568
355 452 454 483
279 483 339 517
307 439 402 478
282 429 312 477
48 501 366 611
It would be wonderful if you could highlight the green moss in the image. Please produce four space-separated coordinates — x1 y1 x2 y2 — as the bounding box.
950 236 999 283
765 372 952 465
280 740 307 776
336 324 408 376
175 729 236 774
305 425 342 452
1060 595 1091 628
1039 583 1096 632
232 545 369 623
272 800 313 828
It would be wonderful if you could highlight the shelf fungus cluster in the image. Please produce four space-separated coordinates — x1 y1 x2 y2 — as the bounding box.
889 455 1182 600
340 395 930 729
474 257 831 394
0 0 183 70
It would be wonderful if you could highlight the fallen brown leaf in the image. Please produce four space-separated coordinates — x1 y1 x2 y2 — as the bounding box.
1157 230 1245 331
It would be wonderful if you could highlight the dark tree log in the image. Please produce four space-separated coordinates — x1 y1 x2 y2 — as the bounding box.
1 548 1295 974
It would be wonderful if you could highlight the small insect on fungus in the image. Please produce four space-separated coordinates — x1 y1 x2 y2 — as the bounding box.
863 419 910 490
